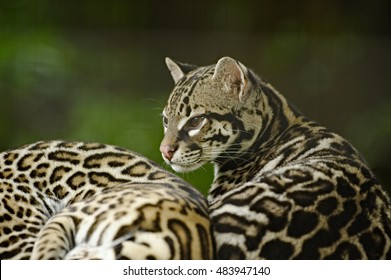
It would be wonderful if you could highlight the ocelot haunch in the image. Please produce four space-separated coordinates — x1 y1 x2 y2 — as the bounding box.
0 141 214 259
160 56 391 259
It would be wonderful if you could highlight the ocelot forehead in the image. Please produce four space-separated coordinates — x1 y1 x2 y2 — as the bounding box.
165 66 215 117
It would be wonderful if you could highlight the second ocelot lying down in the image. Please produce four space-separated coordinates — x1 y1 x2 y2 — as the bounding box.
0 141 214 260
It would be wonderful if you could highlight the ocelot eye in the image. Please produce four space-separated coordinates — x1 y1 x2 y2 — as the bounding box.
162 116 169 127
188 116 205 129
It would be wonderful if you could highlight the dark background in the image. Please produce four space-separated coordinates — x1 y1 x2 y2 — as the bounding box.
0 0 390 195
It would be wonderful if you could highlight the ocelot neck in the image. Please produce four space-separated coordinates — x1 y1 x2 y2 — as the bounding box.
215 83 302 172
209 83 304 199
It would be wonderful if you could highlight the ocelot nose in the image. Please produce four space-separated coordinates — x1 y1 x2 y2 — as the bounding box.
160 144 178 161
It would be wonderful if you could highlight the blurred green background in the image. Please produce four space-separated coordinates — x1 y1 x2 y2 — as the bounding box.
0 0 390 195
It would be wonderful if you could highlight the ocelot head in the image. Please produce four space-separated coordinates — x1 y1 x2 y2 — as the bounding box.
160 57 267 172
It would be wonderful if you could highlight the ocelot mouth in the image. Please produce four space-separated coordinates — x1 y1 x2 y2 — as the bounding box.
169 161 205 173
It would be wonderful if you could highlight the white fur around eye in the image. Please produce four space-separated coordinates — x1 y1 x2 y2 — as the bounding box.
188 128 201 137
188 118 207 137
177 117 188 131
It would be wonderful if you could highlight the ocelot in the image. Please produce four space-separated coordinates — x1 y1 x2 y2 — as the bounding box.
0 140 214 259
160 56 391 259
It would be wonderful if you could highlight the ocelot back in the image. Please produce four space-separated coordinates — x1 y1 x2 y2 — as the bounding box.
160 56 391 259
0 141 214 259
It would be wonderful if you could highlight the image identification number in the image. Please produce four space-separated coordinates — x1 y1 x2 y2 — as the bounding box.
215 266 271 276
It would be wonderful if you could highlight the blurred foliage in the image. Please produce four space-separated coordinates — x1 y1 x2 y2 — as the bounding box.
0 0 390 195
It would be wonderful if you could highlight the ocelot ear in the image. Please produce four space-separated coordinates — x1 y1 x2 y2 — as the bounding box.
165 57 198 84
212 57 249 102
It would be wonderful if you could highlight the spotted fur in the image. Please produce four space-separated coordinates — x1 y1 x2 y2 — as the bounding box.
0 141 214 259
160 57 391 259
